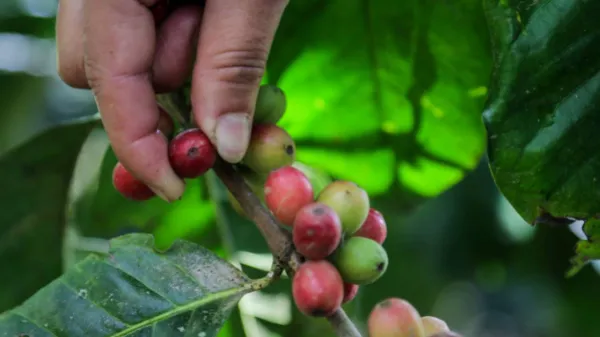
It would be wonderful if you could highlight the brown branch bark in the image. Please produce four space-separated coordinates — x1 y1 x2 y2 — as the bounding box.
157 92 363 337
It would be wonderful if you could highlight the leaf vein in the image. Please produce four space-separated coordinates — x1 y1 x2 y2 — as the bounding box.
10 311 59 337
58 278 130 328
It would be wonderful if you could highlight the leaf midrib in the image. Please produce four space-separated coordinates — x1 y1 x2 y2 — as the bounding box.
111 284 249 337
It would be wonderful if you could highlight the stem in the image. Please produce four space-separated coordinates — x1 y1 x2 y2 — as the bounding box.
161 91 363 337
204 171 237 258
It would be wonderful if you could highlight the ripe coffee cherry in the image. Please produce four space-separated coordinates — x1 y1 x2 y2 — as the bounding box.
243 124 296 174
317 180 369 235
292 162 332 196
292 260 344 317
168 128 216 179
292 203 342 260
354 208 387 244
112 162 155 201
368 298 425 337
422 316 450 336
265 166 314 226
254 84 287 124
342 283 359 304
334 237 388 285
157 106 174 138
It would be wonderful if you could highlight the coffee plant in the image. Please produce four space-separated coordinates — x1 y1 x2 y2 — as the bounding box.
0 0 599 336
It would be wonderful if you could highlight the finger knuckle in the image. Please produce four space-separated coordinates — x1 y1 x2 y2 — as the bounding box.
209 48 267 86
83 57 108 95
57 57 87 88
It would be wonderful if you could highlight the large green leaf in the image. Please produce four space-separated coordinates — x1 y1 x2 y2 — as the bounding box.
0 117 98 311
483 0 600 224
0 234 257 337
268 0 491 208
482 0 600 274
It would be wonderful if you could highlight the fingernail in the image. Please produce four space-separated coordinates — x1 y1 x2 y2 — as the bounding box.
149 176 186 203
215 113 251 163
149 186 172 203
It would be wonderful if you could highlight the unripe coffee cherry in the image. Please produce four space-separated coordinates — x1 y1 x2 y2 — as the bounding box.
168 128 216 179
265 166 314 226
334 237 388 285
112 162 155 201
243 124 295 174
156 106 174 138
317 180 369 235
422 316 450 336
354 208 387 244
292 260 344 317
368 298 425 337
342 283 359 304
254 84 287 124
292 203 342 260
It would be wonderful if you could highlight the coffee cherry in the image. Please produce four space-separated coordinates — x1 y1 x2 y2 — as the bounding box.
334 237 388 285
254 84 286 124
265 166 314 226
292 162 332 196
368 298 425 337
317 180 369 235
422 316 450 336
157 106 174 138
292 203 342 260
342 283 359 304
354 208 387 244
292 260 344 317
168 128 216 179
243 124 295 174
112 162 155 201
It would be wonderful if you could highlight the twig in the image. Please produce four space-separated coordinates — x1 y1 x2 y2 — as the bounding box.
213 158 362 337
161 91 363 337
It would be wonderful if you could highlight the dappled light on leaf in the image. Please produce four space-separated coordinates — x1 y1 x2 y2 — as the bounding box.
269 0 490 206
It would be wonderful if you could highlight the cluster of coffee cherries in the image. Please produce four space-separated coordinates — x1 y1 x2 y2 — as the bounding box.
368 297 461 337
111 84 286 200
264 172 388 317
111 84 458 336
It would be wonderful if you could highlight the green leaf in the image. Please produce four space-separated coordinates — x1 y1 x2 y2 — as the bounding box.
0 233 257 337
483 0 600 224
0 117 98 311
267 0 490 208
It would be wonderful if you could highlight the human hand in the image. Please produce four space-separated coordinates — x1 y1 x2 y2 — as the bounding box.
56 0 289 201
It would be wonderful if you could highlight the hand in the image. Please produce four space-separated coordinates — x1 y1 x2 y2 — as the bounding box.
56 0 289 202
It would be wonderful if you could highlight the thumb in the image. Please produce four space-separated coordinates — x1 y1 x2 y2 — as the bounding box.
191 0 288 163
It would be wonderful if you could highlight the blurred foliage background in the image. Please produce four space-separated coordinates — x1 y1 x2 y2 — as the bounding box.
1 1 600 337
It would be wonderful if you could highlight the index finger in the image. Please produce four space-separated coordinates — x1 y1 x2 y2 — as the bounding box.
83 0 185 202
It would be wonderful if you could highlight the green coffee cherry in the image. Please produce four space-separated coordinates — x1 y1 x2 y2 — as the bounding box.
242 124 296 174
334 237 388 285
317 180 369 235
254 84 287 124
